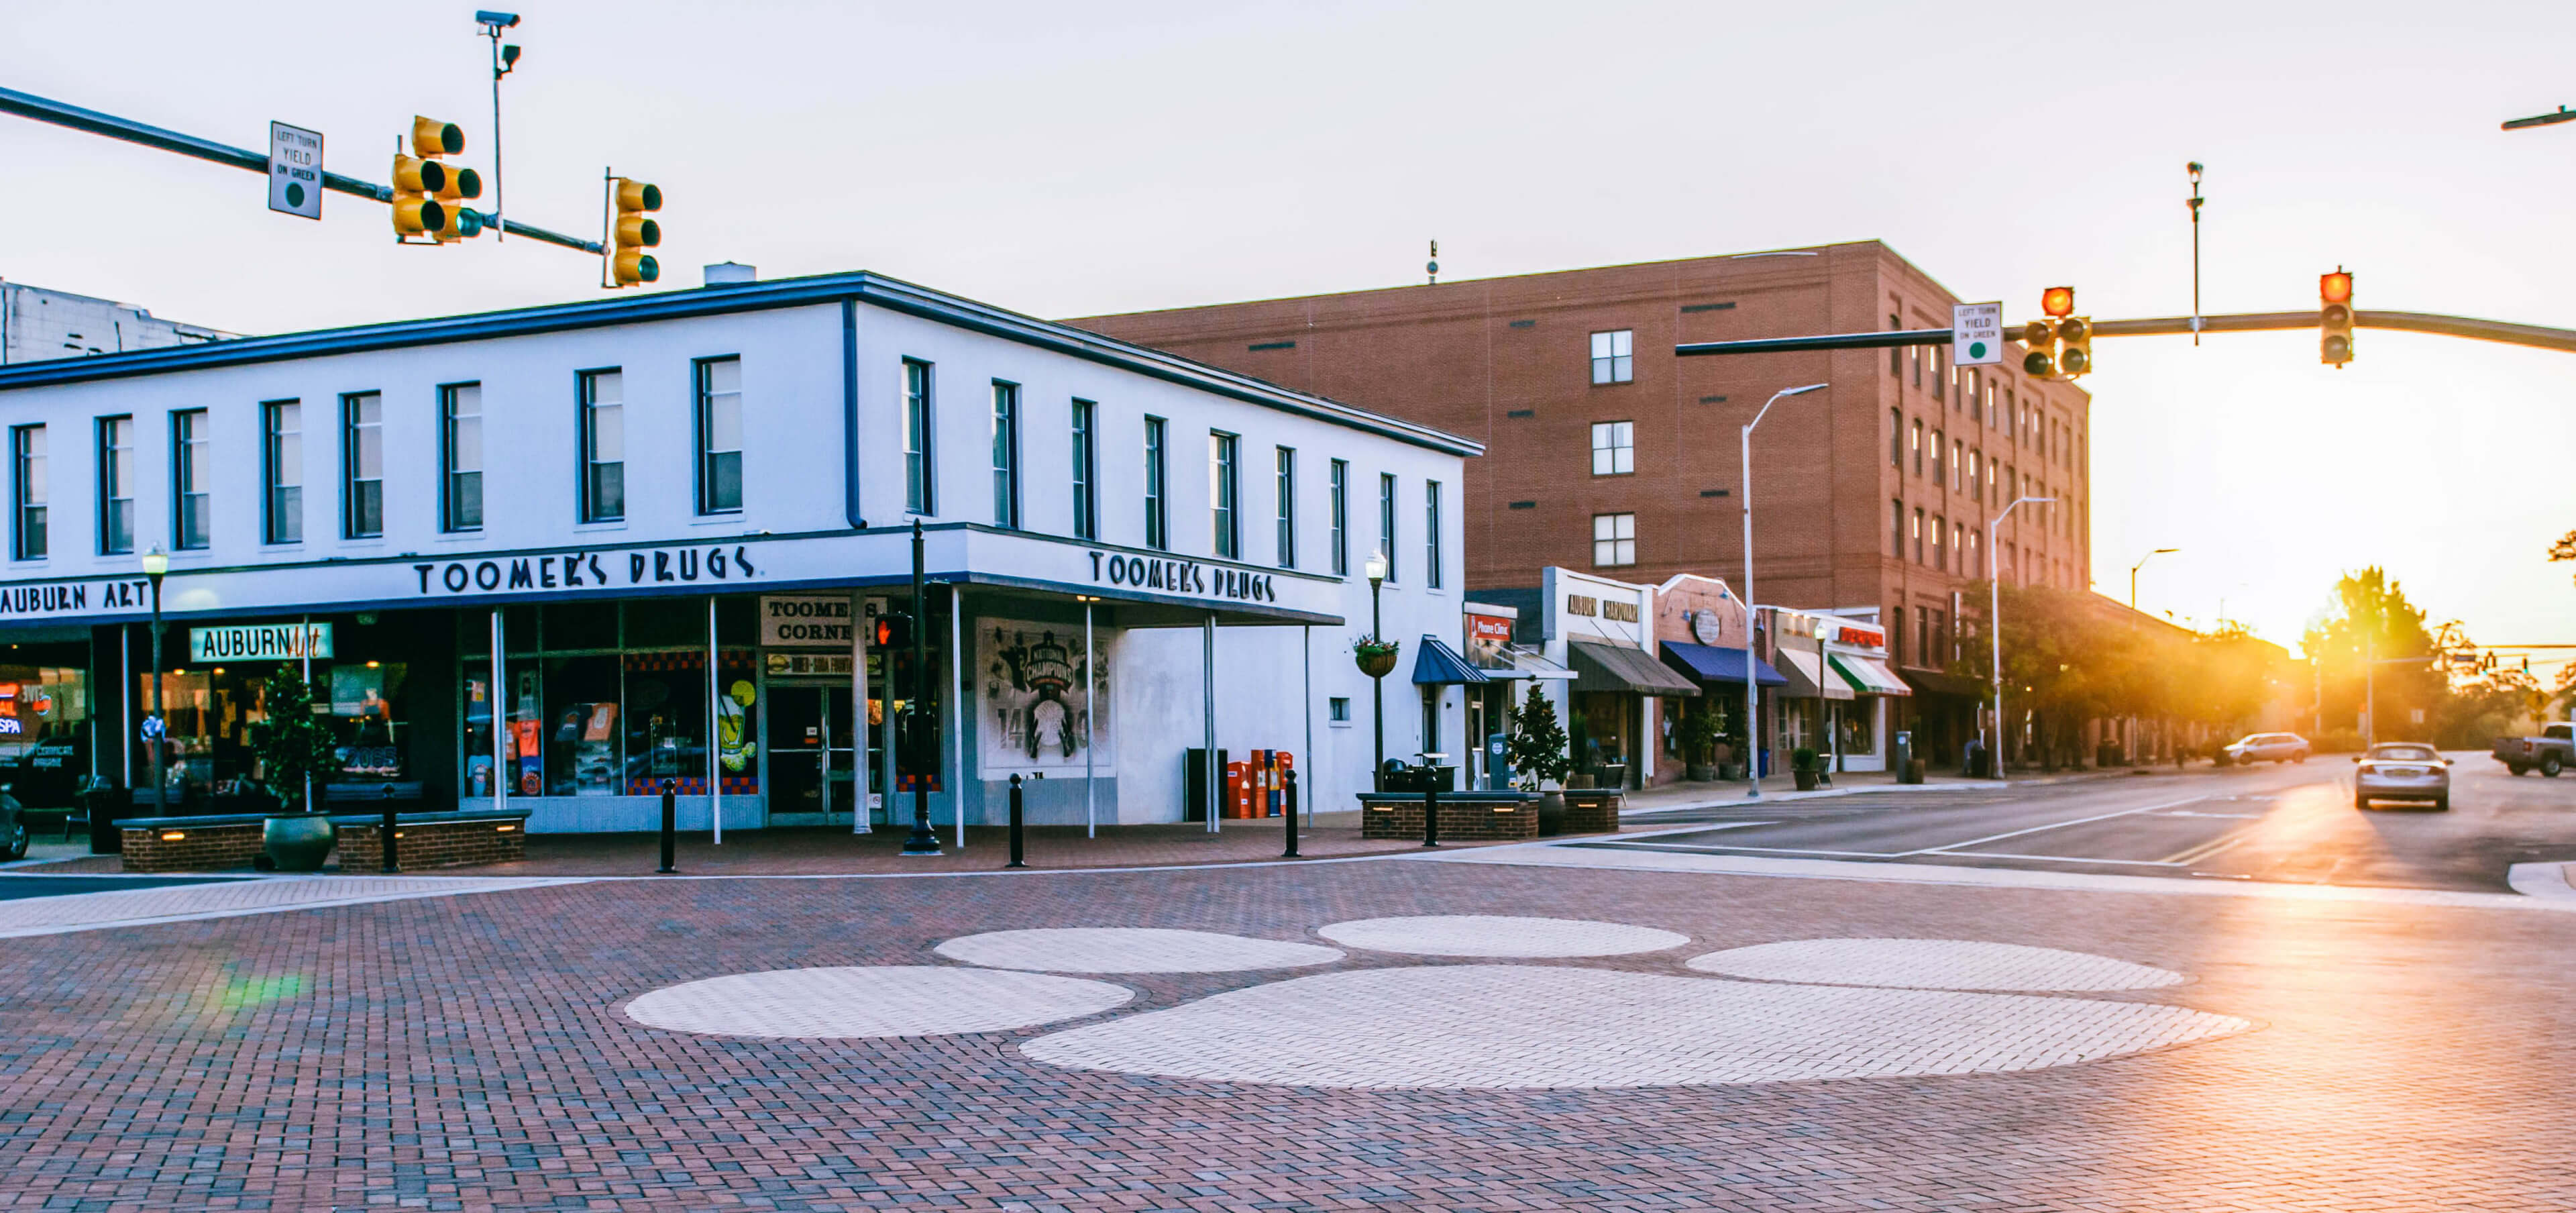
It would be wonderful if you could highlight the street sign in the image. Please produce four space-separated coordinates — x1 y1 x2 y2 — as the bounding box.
268 121 323 219
1953 302 2002 366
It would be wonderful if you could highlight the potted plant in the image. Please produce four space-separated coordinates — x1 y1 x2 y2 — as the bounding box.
1678 708 1721 782
1507 682 1572 833
1352 634 1402 679
1790 746 1823 792
247 671 341 872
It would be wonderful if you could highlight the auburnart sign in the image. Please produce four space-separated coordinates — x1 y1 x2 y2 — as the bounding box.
190 623 335 662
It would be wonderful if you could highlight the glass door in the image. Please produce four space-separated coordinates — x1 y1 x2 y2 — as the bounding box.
769 685 855 824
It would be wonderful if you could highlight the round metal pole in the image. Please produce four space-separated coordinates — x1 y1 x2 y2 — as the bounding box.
1990 523 2005 779
1740 422 1758 800
147 576 165 816
1369 577 1385 791
902 520 940 855
1083 600 1095 838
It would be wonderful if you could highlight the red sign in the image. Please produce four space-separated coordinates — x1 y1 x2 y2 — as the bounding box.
1466 614 1513 642
1835 625 1885 647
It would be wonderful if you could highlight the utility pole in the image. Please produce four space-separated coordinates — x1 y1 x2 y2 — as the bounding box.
477 11 523 243
2187 162 2204 346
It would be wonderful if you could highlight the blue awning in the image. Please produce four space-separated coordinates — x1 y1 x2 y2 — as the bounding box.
1411 635 1489 685
1661 640 1787 687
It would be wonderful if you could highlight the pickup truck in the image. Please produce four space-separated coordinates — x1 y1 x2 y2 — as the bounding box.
2493 723 2574 777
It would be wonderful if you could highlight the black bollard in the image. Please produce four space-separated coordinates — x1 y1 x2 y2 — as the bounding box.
1282 768 1300 857
380 787 400 873
1006 773 1026 869
1421 772 1440 848
658 779 678 874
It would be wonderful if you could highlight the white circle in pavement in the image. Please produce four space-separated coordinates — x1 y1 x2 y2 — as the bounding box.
1685 939 2187 992
934 928 1344 973
1020 965 2248 1089
1316 914 1687 957
624 966 1132 1038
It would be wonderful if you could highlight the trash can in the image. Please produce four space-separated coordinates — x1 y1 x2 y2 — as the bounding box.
1485 733 1513 791
84 784 131 854
1892 732 1922 785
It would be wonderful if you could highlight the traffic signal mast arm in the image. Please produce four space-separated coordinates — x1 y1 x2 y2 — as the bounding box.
1676 310 2576 357
0 85 602 256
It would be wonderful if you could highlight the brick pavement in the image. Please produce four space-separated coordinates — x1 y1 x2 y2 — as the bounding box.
1 855 2572 1209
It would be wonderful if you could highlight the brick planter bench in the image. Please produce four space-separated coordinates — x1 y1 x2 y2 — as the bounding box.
118 809 533 873
1356 792 1539 841
119 814 272 872
1559 791 1623 835
333 811 531 872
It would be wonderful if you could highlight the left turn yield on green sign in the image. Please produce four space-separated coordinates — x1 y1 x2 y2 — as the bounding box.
268 121 322 219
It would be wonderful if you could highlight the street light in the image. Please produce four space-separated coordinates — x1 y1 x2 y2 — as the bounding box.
1987 497 2054 777
1739 382 1829 799
139 547 169 816
2130 547 2180 610
1365 551 1389 791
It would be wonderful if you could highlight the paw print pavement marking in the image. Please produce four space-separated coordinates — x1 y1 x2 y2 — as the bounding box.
621 919 2253 1087
1684 938 2190 992
934 927 1344 973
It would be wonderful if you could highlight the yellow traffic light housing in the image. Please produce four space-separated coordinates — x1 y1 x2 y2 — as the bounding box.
2057 316 2092 378
394 117 474 244
606 175 663 287
2320 269 2355 366
411 116 464 158
2040 286 2075 318
2020 319 2058 378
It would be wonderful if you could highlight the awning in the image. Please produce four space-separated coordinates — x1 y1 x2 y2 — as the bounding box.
1476 643 1578 682
1411 635 1489 686
1568 640 1701 696
1660 639 1787 688
1898 666 1985 698
1774 647 1853 701
1828 652 1912 697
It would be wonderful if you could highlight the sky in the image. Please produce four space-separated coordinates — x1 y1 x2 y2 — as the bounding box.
4 1 2571 660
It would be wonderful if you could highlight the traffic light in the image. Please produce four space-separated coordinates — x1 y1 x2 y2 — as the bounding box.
2020 319 2058 378
390 154 447 239
392 116 484 243
873 611 914 649
2057 315 2092 378
2040 286 2075 318
608 176 662 286
2320 269 2355 366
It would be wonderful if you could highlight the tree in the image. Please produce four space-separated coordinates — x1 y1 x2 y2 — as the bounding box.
1507 682 1572 790
2551 528 2576 586
2300 568 2445 741
246 672 340 814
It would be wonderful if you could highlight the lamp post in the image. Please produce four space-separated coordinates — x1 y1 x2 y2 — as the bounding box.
1739 382 1829 800
900 520 940 855
2129 547 2179 610
140 547 169 815
1365 552 1389 791
1987 496 2055 777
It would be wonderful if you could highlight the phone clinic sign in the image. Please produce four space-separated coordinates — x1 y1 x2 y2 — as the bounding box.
189 623 333 662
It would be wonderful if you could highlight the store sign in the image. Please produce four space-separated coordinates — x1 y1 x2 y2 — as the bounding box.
761 595 854 647
1566 594 1638 623
1085 550 1278 604
189 623 333 662
408 543 760 597
0 579 149 619
1466 614 1512 643
1833 624 1885 648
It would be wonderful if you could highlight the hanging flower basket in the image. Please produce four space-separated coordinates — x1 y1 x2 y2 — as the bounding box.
1352 635 1402 679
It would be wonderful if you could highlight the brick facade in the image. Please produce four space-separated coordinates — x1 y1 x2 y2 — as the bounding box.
335 816 529 872
119 821 266 873
1071 243 2094 762
1359 795 1540 841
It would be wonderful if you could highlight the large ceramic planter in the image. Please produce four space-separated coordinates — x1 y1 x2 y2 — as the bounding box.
1686 763 1716 782
1792 770 1820 792
263 814 337 873
1536 790 1566 836
1355 647 1400 678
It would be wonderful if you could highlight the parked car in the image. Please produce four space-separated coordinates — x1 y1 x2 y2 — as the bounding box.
0 785 25 861
2491 722 2573 778
2220 732 2310 766
2355 742 2451 810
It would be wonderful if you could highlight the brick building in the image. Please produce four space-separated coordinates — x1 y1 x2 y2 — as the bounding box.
1070 242 2093 763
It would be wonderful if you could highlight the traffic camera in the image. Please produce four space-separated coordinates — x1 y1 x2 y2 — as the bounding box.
2320 270 2355 366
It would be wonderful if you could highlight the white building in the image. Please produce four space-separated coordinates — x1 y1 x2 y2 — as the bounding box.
1 280 233 364
0 268 1477 833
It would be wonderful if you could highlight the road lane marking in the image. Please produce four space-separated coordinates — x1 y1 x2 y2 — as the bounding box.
1907 795 2216 857
2161 829 2259 866
1589 841 1902 859
1940 850 2186 867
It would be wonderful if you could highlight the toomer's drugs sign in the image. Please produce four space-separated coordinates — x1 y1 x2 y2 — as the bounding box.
189 623 334 662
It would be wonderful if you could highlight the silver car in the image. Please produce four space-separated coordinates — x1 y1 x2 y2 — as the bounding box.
2222 731 2311 766
2355 743 2451 810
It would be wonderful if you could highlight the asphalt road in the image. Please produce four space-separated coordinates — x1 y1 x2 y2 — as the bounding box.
1597 751 2576 893
0 873 235 900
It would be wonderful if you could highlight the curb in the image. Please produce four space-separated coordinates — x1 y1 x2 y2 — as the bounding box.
2506 861 2576 903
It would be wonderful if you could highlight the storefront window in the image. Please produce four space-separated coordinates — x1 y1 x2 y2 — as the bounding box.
543 655 621 796
0 656 88 805
327 662 406 778
1839 703 1878 755
461 599 760 798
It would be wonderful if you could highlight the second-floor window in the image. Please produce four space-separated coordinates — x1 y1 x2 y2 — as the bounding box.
903 359 934 515
1592 512 1635 566
1591 421 1634 475
1889 408 1902 466
1070 399 1097 540
172 409 209 550
343 392 384 539
1425 480 1443 588
580 370 625 523
1209 431 1240 559
1911 419 1923 474
1930 429 1945 485
97 415 133 555
1932 515 1947 571
441 384 484 532
1590 329 1634 384
990 381 1020 528
1328 458 1348 576
263 401 301 544
697 358 743 515
12 425 45 560
1377 472 1398 582
1143 416 1168 550
1275 445 1295 569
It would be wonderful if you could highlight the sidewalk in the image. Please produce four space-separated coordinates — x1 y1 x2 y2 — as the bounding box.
1616 761 2174 816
